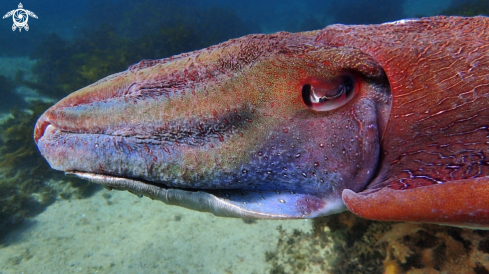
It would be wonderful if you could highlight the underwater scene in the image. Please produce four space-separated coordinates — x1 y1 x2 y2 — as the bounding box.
1 0 489 273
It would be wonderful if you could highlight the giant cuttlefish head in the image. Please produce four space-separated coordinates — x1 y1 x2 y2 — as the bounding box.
37 17 489 227
34 30 391 218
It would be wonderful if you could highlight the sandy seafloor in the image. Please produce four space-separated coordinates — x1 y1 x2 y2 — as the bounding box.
0 187 311 274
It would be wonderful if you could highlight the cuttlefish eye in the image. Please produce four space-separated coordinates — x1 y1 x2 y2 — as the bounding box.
302 74 356 111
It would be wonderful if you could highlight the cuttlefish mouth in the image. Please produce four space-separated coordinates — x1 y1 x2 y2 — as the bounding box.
35 31 390 219
35 114 335 219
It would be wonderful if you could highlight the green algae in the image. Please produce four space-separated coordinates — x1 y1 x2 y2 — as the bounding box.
0 101 98 241
265 212 389 274
266 212 489 273
0 102 56 239
29 3 255 100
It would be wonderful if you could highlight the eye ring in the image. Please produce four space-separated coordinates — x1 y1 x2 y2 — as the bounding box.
302 75 356 111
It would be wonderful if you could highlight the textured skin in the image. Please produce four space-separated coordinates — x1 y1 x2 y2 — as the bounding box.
315 17 489 189
321 17 489 227
35 16 489 225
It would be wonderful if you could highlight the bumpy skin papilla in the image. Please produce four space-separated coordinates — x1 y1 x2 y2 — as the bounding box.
35 16 489 227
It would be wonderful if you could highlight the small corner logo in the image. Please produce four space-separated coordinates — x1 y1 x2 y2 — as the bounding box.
3 3 38 32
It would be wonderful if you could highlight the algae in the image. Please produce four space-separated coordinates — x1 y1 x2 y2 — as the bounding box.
29 3 255 100
1 2 256 241
266 212 489 274
0 75 26 114
0 102 98 241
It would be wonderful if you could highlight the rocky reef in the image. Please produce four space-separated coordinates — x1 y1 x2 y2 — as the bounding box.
266 212 489 274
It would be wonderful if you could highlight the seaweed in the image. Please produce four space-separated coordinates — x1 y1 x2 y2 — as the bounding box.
28 2 255 100
0 101 54 239
0 75 26 114
265 212 388 274
27 29 131 99
442 0 489 16
0 101 98 241
266 212 489 273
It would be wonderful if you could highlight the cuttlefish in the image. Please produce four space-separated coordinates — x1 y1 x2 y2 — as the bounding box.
34 16 489 228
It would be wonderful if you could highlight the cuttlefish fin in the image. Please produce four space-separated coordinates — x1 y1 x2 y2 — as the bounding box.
342 177 489 228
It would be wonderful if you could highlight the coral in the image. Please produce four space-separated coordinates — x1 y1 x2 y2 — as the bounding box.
266 212 489 274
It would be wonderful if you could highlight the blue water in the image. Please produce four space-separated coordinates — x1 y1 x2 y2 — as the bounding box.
0 0 487 273
0 0 453 57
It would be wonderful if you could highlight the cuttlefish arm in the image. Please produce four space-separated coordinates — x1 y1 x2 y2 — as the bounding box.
343 178 489 228
35 16 489 227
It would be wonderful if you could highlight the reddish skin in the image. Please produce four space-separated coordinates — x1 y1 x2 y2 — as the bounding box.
343 178 489 227
322 17 489 227
35 16 489 225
